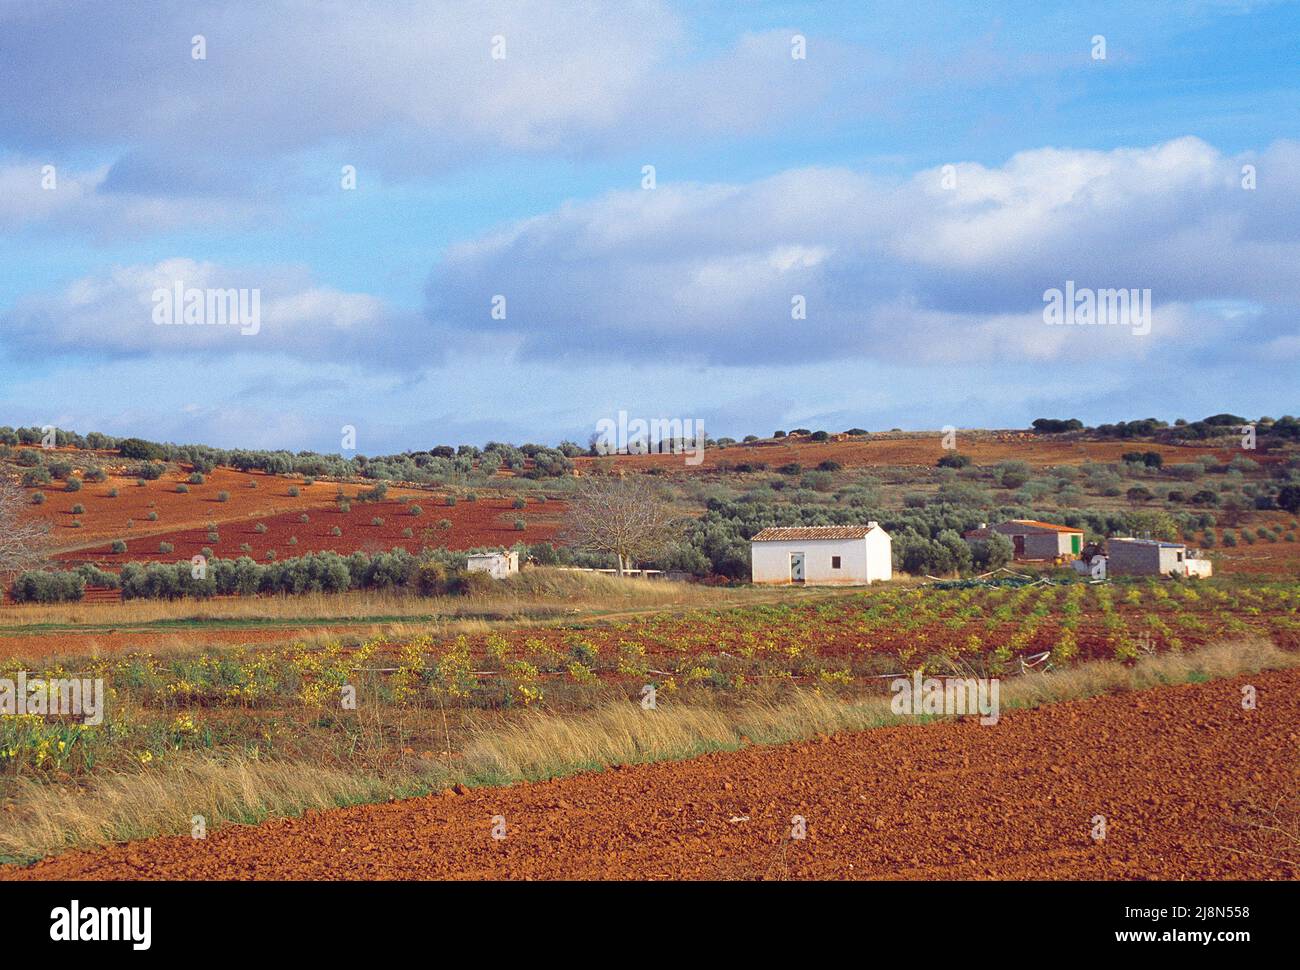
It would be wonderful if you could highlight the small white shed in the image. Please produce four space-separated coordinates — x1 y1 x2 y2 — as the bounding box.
750 524 892 586
465 550 519 579
1105 538 1212 578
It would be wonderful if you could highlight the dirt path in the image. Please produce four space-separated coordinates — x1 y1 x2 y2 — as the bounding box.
7 669 1298 880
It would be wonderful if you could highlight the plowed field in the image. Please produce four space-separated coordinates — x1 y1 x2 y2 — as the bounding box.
56 496 564 567
7 667 1297 880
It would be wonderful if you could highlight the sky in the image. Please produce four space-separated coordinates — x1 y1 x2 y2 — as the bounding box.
0 0 1297 454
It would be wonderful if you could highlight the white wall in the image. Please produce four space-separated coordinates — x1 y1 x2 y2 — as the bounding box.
467 552 518 579
752 533 891 585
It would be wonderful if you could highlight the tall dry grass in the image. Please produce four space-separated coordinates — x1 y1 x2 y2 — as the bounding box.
0 569 781 630
2 638 1294 866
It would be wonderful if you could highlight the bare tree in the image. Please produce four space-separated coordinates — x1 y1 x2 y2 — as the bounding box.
0 477 51 574
561 474 681 575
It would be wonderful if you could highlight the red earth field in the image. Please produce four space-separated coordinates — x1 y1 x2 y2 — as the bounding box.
7 667 1296 880
574 430 1287 474
23 461 391 545
55 495 564 567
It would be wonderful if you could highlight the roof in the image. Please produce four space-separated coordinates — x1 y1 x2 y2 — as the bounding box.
1006 519 1084 533
1109 538 1185 549
751 525 881 542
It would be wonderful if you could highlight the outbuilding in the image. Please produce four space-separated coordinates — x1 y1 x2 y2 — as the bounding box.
465 550 519 579
962 519 1083 560
750 524 892 586
1105 538 1212 578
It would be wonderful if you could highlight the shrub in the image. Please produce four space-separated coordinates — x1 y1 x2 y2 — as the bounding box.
777 462 802 475
371 516 384 527
217 491 230 502
22 468 51 486
147 511 158 522
9 571 85 604
31 491 45 505
512 497 526 509
817 460 842 472
1277 485 1300 515
254 522 268 534
247 479 258 489
135 461 165 480
117 437 165 461
71 503 85 515
401 528 413 538
330 526 342 537
107 487 118 498
446 496 457 507
288 486 300 497
70 519 82 528
111 540 127 553
159 542 174 554
288 536 298 546
188 472 205 485
514 518 526 531
936 453 970 469
83 467 107 483
409 505 423 517
240 543 253 553
176 484 189 494
65 477 82 492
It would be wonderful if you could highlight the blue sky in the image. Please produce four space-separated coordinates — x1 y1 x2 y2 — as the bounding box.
1 0 1297 453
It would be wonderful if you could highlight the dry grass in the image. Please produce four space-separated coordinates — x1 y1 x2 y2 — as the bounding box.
3 637 1293 866
0 569 782 630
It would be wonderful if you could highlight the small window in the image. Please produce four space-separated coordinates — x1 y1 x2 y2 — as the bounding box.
831 556 841 569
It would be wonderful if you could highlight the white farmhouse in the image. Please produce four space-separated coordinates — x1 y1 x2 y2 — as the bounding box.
750 524 892 586
465 550 519 579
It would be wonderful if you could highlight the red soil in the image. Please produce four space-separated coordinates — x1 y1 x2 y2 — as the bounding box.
56 496 565 567
28 467 396 550
7 667 1296 880
573 431 1278 474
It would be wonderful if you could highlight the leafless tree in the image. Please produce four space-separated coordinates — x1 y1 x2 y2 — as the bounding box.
0 477 51 574
561 473 681 575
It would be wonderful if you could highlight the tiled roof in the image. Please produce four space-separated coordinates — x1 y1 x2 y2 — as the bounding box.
1006 519 1084 533
751 526 879 541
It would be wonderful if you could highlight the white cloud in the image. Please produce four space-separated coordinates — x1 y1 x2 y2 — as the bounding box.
425 137 1300 366
1 258 424 367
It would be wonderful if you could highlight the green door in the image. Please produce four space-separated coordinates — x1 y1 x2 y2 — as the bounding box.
1071 534 1081 555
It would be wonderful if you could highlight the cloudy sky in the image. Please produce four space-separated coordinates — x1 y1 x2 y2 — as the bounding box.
1 0 1297 453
